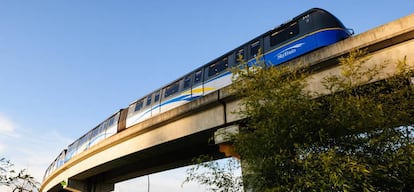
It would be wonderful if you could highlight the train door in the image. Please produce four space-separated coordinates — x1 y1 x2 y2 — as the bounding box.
125 99 145 127
182 73 193 100
105 112 119 137
192 68 204 99
150 90 162 117
234 47 246 67
65 141 79 162
247 39 263 66
75 134 89 156
141 94 153 120
203 56 231 95
88 124 104 147
160 79 184 113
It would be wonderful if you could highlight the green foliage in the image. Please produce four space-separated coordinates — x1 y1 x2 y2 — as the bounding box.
0 158 39 192
230 50 414 191
183 156 243 192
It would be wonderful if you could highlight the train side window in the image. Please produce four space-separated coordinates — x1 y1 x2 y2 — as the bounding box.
154 91 160 103
69 141 78 152
270 22 299 47
134 100 144 111
164 81 180 98
106 118 112 127
218 57 228 72
146 95 152 106
184 74 192 89
249 40 261 59
208 57 228 77
90 126 100 139
208 63 216 77
108 116 114 126
194 70 203 84
78 135 89 151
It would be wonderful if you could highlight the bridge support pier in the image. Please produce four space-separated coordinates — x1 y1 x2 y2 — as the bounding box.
61 179 87 192
215 125 259 192
88 181 114 192
88 176 114 192
62 178 114 192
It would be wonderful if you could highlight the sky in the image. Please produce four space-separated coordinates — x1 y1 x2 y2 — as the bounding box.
0 1 412 191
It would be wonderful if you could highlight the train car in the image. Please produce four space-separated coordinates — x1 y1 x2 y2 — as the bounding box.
88 112 120 147
43 149 66 181
124 8 351 127
43 8 351 181
262 8 351 65
63 111 121 163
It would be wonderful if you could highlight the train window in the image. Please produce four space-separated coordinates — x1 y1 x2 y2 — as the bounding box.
184 74 192 89
164 81 180 98
154 91 160 102
194 70 203 84
67 140 79 157
270 22 299 47
68 141 78 152
78 135 89 152
134 100 144 111
90 126 100 139
249 41 261 59
235 48 245 64
146 95 152 106
208 57 228 77
208 63 217 77
102 121 108 129
93 124 102 137
108 116 115 126
220 58 229 70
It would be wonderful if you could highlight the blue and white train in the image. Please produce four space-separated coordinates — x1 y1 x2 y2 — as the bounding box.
43 8 352 180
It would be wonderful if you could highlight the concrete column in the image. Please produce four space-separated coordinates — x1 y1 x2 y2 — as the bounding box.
88 176 114 192
61 179 87 192
88 182 114 192
61 178 114 192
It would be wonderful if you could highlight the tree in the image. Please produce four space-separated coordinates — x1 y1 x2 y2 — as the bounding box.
0 158 39 192
186 50 414 191
9 169 40 192
231 50 414 191
1 158 14 186
184 156 243 192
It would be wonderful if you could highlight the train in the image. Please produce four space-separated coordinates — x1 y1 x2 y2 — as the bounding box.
43 8 352 181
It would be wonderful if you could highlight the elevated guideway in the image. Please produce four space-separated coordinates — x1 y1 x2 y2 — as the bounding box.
41 13 414 192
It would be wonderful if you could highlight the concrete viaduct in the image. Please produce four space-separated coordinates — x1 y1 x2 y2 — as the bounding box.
41 13 414 192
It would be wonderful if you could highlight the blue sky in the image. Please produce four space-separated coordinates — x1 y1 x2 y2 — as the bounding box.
0 1 412 191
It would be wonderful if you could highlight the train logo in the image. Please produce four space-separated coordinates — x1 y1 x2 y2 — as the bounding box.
276 43 305 60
